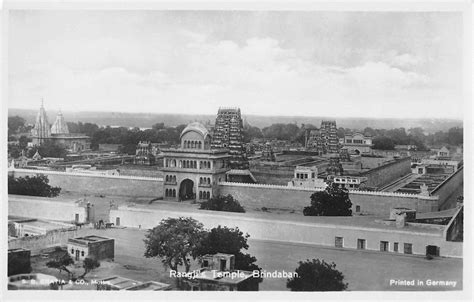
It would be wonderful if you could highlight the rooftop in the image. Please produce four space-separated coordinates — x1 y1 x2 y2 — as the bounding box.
68 235 113 245
99 276 142 290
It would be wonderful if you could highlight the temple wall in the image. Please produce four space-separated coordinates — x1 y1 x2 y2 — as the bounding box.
9 168 163 198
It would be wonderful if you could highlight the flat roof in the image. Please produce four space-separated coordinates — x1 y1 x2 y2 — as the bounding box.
126 281 171 291
69 235 113 245
99 276 142 289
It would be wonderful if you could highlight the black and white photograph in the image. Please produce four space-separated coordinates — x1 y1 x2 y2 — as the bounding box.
1 0 472 300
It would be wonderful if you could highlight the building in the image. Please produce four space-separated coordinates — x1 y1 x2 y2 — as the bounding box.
8 218 76 238
305 121 340 155
330 176 368 190
161 122 231 201
8 248 31 276
288 166 327 189
210 108 249 169
186 253 259 291
342 132 373 155
261 142 276 161
31 101 90 152
134 141 156 165
67 235 114 261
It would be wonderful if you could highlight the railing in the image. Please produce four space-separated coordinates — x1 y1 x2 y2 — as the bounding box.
217 181 438 199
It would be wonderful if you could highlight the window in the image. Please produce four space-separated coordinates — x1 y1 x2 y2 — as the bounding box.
357 239 366 250
380 241 389 252
393 242 399 252
404 243 413 254
335 237 343 248
356 205 360 213
81 251 85 257
71 248 74 254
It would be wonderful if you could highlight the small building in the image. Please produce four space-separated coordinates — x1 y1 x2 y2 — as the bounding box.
330 176 368 189
8 218 76 238
288 166 327 189
436 146 450 158
343 133 373 155
67 235 114 262
8 248 31 276
134 141 156 165
187 253 259 291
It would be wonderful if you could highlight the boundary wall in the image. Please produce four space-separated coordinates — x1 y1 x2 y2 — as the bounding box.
109 206 461 258
9 168 163 197
217 182 439 216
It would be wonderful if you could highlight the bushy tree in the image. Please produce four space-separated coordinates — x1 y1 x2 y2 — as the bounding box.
8 116 26 135
194 226 262 283
46 251 74 278
8 175 61 197
372 136 395 150
287 259 348 291
79 258 100 279
144 217 205 273
199 194 245 213
303 184 352 216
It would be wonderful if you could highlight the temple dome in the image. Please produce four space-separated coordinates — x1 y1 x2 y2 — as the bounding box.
51 111 69 134
180 122 210 140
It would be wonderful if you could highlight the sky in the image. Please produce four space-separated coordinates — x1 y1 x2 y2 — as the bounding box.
8 10 464 119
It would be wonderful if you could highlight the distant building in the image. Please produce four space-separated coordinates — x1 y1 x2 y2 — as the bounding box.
288 166 327 189
330 176 368 190
343 133 373 155
261 142 276 162
305 121 339 155
186 253 259 291
67 235 114 262
134 141 156 165
31 101 90 152
210 108 249 169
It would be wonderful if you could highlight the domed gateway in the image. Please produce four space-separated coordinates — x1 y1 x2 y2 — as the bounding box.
161 122 231 202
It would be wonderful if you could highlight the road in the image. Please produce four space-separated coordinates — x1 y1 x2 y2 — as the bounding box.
72 227 462 291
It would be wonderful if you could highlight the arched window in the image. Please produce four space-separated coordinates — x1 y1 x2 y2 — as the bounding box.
198 141 202 149
200 177 203 184
71 248 74 254
207 178 210 184
207 192 210 199
173 189 176 197
199 161 202 169
165 189 168 197
187 141 191 148
191 141 195 148
173 176 176 182
199 191 203 199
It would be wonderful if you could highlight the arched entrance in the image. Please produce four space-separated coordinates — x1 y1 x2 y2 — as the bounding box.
179 179 195 201
354 149 360 155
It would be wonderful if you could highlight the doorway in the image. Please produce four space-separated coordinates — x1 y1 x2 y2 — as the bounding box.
179 179 195 201
426 245 440 257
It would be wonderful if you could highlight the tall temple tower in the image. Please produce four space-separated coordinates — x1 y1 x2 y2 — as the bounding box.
50 110 69 134
211 107 249 170
320 120 339 154
31 99 51 144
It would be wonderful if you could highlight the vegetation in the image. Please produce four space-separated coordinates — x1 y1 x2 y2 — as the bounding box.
303 184 352 216
28 140 68 158
46 250 75 278
144 217 205 274
8 175 61 197
287 259 348 291
79 258 101 279
194 226 263 282
199 194 245 213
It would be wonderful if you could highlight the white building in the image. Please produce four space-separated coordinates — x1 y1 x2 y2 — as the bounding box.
288 166 328 189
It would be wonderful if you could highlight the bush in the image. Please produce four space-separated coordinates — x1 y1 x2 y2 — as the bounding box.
199 194 245 213
8 175 61 197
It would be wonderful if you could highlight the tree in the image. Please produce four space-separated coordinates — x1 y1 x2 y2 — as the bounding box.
46 250 74 278
8 175 61 197
18 135 30 149
194 226 263 283
30 140 67 158
372 136 395 150
303 184 352 216
287 259 348 291
199 194 245 213
79 258 100 279
144 217 205 274
8 116 26 135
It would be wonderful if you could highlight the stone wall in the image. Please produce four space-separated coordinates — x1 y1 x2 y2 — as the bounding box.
361 157 412 188
217 182 439 216
431 167 464 210
8 229 79 255
9 168 163 198
9 195 89 223
109 206 461 258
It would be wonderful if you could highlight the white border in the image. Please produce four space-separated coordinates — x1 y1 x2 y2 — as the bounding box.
1 1 472 301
